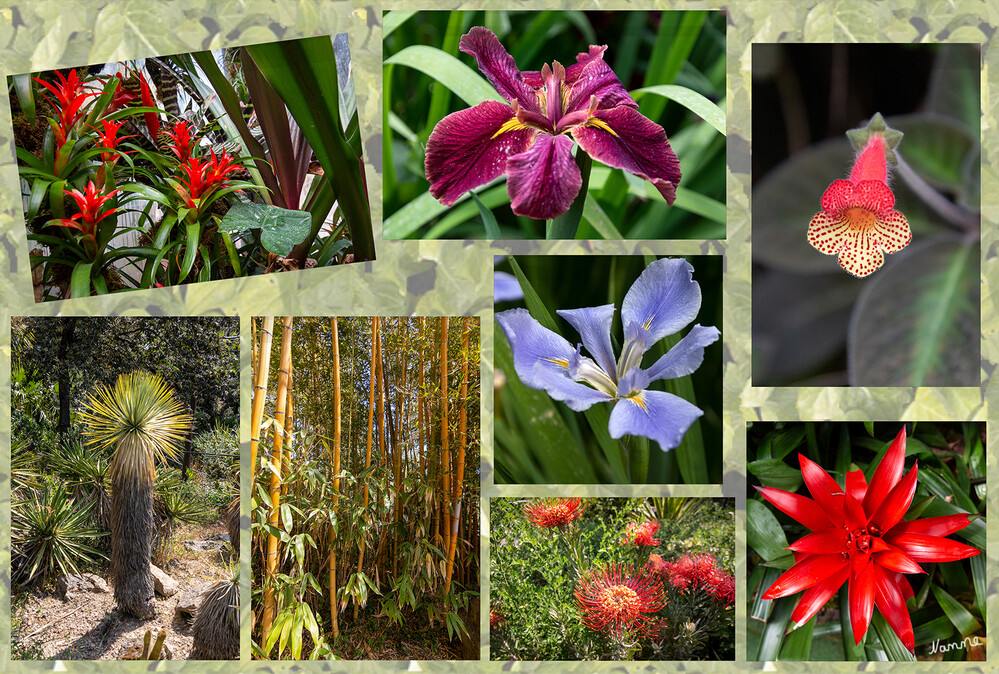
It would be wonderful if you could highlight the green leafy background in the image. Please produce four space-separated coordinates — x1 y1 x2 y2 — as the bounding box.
0 0 995 670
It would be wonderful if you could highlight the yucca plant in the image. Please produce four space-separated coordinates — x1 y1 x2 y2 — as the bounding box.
11 482 107 586
189 572 240 660
80 371 192 618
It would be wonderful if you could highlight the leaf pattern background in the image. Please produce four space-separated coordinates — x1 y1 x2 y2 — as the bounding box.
0 0 994 667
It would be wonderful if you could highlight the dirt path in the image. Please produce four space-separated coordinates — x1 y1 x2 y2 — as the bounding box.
13 521 234 660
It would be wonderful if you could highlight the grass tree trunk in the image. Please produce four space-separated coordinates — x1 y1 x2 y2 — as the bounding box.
330 317 341 639
261 316 293 641
445 318 471 596
80 371 191 619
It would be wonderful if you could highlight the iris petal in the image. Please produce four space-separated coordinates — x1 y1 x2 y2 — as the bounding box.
558 305 617 381
425 101 536 206
644 324 720 382
563 47 637 112
620 258 701 352
494 272 523 302
458 26 538 110
572 106 682 205
607 388 702 452
506 134 582 220
495 308 575 391
531 359 614 412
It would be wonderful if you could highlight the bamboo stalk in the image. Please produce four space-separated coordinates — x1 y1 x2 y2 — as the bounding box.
375 319 386 571
261 316 293 642
330 317 341 639
249 317 274 483
281 369 293 501
444 318 470 595
355 317 376 620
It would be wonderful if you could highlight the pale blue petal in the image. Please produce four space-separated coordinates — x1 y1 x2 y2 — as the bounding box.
617 366 650 398
495 308 575 391
558 304 617 380
621 258 701 348
531 360 613 411
494 271 524 303
609 389 704 451
645 324 720 382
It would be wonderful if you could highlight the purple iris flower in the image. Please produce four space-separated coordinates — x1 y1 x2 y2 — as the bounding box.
494 271 523 302
425 27 682 220
495 258 718 451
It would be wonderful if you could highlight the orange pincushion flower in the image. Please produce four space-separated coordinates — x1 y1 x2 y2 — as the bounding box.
575 563 665 639
622 520 661 546
646 553 667 574
490 608 504 628
807 121 911 278
522 497 585 528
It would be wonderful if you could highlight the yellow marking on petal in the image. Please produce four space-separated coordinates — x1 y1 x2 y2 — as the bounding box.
491 117 531 139
845 207 878 230
626 392 648 411
643 316 654 330
586 117 618 137
543 357 569 369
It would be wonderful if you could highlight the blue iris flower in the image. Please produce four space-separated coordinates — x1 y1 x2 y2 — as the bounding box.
495 258 719 452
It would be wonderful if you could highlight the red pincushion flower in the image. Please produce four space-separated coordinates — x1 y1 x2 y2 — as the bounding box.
645 553 667 574
490 608 504 628
522 497 585 528
622 520 661 546
756 427 979 651
704 568 736 606
807 131 911 278
575 563 665 639
660 553 721 592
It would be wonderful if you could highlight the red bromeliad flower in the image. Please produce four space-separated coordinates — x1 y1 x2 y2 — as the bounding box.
102 73 139 113
92 119 136 165
173 150 241 211
756 427 980 651
575 563 665 639
807 115 911 278
137 70 160 138
425 27 681 220
522 497 585 528
33 69 100 154
55 181 122 234
622 520 661 546
160 120 197 162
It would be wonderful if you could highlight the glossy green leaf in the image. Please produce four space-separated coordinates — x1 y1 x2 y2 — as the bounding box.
931 584 981 638
469 190 500 240
748 458 803 492
779 614 815 660
220 202 312 257
870 611 916 661
756 595 794 660
747 498 789 562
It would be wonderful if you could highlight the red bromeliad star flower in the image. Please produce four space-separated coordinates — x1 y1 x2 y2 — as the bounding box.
522 497 585 528
807 123 911 277
575 563 665 639
174 149 241 211
425 27 681 220
756 427 980 651
160 120 197 162
92 119 136 165
53 181 122 235
622 520 661 546
34 69 100 154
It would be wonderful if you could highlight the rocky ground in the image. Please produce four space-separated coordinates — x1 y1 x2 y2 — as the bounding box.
12 521 235 661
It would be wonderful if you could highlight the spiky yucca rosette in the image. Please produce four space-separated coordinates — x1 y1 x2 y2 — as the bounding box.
189 576 240 660
81 372 191 618
575 562 665 639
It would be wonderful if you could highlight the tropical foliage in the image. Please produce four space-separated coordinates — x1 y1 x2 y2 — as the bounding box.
747 422 986 661
251 316 481 659
491 497 734 660
384 10 726 239
12 34 372 300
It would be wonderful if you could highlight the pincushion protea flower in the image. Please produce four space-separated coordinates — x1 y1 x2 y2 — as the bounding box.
622 520 661 546
575 563 665 639
425 27 681 220
756 427 979 651
660 552 722 591
807 113 911 277
523 497 585 528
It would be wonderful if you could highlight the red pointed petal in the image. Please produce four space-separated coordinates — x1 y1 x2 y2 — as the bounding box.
885 533 981 562
896 573 914 602
863 427 907 516
424 101 535 206
798 453 844 514
572 106 681 204
846 467 868 502
889 513 977 538
871 463 918 533
790 563 850 628
874 546 925 575
850 563 877 645
873 565 915 651
842 491 870 531
756 486 836 532
762 554 849 600
787 529 849 554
